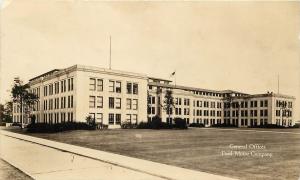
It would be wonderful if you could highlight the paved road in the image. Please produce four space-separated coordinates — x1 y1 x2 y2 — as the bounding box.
0 134 164 180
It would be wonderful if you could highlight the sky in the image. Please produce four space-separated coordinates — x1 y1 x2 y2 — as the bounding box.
0 1 299 120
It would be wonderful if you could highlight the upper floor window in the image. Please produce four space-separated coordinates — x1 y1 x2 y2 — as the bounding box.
116 81 121 93
44 86 48 96
133 83 138 94
127 82 138 94
109 97 114 108
126 99 132 109
115 98 121 109
109 80 115 92
89 78 96 91
97 79 103 91
132 99 138 110
89 96 95 108
96 96 103 108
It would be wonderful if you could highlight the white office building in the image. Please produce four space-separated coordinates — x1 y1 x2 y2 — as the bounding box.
13 64 295 128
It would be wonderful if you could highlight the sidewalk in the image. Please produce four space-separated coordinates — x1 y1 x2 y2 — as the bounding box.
0 130 236 180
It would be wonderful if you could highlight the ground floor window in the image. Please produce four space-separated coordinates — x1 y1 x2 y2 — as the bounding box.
109 113 114 124
96 113 103 123
115 114 121 124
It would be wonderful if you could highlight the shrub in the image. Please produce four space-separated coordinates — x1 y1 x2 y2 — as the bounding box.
136 122 151 129
12 122 22 127
121 121 137 129
189 123 205 128
136 117 172 129
211 123 237 128
293 124 300 128
251 124 286 128
173 118 187 129
27 122 95 133
0 122 6 126
151 116 163 129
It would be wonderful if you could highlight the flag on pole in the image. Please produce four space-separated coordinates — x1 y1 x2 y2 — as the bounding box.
170 71 176 78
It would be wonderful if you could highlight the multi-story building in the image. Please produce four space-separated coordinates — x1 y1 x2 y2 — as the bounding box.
13 65 148 128
12 64 295 128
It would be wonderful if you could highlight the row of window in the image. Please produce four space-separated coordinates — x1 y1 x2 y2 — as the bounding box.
276 100 293 108
89 96 138 110
224 109 268 117
43 96 73 110
275 110 292 117
107 113 137 125
42 112 74 123
89 78 139 94
224 100 268 109
276 119 293 126
43 78 74 96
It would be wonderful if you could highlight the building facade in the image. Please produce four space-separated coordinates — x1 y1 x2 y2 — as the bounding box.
13 65 295 128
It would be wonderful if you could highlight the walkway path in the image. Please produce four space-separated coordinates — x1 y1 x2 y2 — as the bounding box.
0 130 236 180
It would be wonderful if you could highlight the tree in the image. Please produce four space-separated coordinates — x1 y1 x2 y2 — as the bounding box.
162 89 175 125
3 101 13 123
11 82 38 128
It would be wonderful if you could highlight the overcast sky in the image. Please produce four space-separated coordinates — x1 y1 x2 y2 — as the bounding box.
0 1 299 120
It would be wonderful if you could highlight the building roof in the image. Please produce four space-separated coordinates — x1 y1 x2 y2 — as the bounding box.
148 82 224 94
148 77 172 83
29 69 61 82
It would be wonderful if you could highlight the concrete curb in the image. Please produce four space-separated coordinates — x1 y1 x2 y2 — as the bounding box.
1 130 237 180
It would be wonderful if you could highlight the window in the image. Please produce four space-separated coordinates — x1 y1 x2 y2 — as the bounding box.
89 96 95 108
132 114 138 124
116 81 121 93
264 109 268 116
264 100 268 107
96 96 103 108
151 107 155 114
109 113 114 124
133 83 138 94
70 78 74 91
68 79 71 91
109 97 114 109
63 80 66 92
115 98 121 109
60 80 64 92
116 114 121 124
97 79 103 91
44 86 48 96
152 97 155 104
89 113 95 121
109 80 115 92
96 113 103 123
127 82 132 94
49 84 53 95
132 99 138 110
126 99 132 109
70 96 73 108
60 97 64 109
126 114 131 122
68 96 71 108
260 100 264 107
89 78 96 91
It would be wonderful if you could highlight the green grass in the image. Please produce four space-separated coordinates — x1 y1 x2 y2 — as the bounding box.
7 128 300 180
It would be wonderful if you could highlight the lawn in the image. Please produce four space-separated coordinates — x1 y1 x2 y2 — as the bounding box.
7 127 300 180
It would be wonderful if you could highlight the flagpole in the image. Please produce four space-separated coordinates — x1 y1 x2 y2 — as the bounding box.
109 36 112 70
175 70 176 87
